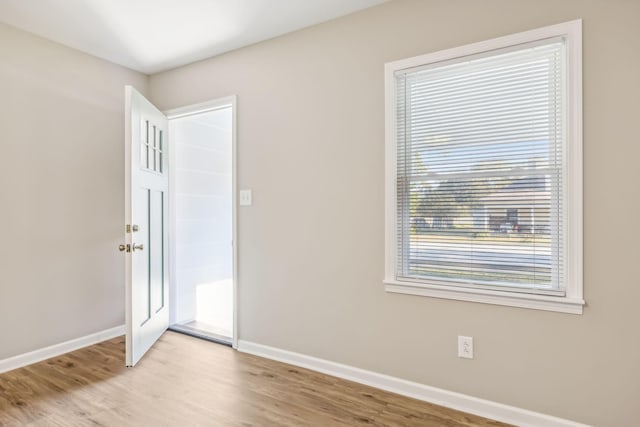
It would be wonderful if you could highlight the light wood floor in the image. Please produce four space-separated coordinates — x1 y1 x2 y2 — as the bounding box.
0 332 511 427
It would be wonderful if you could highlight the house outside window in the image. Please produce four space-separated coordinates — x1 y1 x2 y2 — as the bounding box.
384 21 584 314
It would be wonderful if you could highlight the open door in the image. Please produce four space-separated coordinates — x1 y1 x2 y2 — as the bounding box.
123 86 169 367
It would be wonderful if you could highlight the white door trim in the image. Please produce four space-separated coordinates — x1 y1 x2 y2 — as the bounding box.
165 96 238 349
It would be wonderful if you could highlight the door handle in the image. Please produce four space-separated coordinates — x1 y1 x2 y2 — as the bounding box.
132 243 144 252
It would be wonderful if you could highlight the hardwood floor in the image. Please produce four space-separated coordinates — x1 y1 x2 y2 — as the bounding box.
0 332 511 426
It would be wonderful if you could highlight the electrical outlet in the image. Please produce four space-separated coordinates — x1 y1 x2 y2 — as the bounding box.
458 336 473 359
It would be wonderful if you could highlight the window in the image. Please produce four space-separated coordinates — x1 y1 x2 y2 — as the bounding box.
384 21 584 314
141 118 164 173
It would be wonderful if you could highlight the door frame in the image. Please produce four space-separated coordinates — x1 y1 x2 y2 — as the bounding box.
164 95 238 349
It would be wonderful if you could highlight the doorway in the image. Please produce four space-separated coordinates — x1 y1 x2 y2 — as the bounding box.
165 97 237 347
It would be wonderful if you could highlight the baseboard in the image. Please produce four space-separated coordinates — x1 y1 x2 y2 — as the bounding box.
237 340 590 427
0 325 125 374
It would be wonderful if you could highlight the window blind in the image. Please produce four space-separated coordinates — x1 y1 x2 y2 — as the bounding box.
395 39 565 293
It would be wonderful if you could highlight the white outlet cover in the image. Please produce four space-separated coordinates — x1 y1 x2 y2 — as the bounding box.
239 189 252 206
458 336 474 359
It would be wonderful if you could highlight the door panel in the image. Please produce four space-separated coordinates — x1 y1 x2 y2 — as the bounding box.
150 190 165 314
125 86 169 367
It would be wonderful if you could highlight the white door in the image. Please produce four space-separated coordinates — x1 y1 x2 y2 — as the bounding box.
124 86 169 367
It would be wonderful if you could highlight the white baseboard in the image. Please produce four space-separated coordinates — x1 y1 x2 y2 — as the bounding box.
0 325 125 374
237 340 590 427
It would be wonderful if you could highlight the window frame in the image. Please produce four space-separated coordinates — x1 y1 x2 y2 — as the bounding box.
384 20 584 314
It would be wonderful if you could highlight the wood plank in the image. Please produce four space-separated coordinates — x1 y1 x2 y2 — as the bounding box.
0 332 512 426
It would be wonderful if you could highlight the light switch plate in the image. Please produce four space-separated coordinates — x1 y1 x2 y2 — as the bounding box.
239 189 252 206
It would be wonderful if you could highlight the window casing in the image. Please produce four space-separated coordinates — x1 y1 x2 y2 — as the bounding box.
384 21 584 314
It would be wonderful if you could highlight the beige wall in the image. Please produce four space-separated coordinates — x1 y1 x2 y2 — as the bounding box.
150 1 640 425
0 23 148 360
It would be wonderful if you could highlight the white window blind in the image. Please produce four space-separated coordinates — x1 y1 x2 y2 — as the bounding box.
394 38 566 294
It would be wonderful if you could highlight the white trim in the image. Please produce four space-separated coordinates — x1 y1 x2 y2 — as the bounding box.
237 340 591 427
566 20 584 304
386 20 582 73
230 97 238 350
384 60 398 285
0 325 125 375
165 95 239 349
384 20 584 313
164 96 237 120
385 281 584 314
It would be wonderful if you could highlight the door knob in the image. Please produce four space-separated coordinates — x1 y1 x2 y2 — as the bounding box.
132 243 144 252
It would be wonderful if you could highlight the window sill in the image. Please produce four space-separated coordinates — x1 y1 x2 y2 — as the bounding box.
383 280 585 314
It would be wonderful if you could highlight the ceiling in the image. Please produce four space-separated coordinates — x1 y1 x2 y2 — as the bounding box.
0 0 386 74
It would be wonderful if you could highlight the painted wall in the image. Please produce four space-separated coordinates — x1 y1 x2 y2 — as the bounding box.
149 0 640 425
0 23 147 360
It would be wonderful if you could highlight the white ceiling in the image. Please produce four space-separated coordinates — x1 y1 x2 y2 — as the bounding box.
0 0 386 74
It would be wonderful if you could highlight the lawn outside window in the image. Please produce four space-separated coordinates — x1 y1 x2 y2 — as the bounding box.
384 20 584 314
